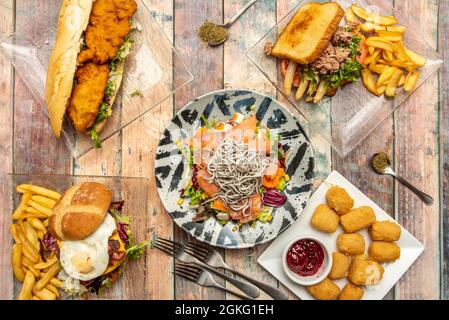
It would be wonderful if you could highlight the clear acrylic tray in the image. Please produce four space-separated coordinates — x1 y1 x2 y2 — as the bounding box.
0 0 193 158
247 0 442 156
1 173 150 300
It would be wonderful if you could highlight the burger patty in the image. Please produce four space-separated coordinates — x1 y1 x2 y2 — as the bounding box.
68 0 137 133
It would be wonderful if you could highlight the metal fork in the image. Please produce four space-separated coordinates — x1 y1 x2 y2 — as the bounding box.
154 238 260 298
186 241 289 300
174 263 252 300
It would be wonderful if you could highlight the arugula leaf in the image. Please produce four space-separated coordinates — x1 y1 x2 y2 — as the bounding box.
126 240 151 260
109 60 116 72
109 208 131 225
323 59 362 88
183 185 208 205
201 115 209 128
349 36 362 57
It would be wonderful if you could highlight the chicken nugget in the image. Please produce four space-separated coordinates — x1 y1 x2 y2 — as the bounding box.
337 233 365 256
348 259 384 286
368 241 401 263
340 206 376 233
326 186 354 215
329 252 350 279
369 221 401 241
306 278 340 300
339 283 364 300
311 204 339 233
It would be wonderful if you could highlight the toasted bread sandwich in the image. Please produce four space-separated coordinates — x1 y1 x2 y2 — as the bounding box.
271 2 345 64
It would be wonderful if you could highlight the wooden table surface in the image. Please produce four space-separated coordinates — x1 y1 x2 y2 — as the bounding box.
0 0 448 300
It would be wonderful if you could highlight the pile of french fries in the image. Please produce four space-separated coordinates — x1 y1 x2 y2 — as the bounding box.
346 4 426 97
10 184 62 300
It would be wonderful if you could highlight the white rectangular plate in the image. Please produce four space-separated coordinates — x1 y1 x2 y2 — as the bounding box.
258 170 424 300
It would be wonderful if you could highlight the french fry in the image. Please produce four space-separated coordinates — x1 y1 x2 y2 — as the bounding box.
30 195 57 209
404 71 420 92
23 221 39 251
10 224 21 244
34 256 58 270
404 48 427 67
295 78 310 100
345 7 358 24
377 85 387 95
27 200 53 217
46 284 60 298
16 184 61 200
360 22 375 33
31 296 40 300
43 218 49 228
369 63 388 74
18 271 35 300
392 41 410 61
27 217 46 232
364 49 381 65
37 230 45 240
398 74 406 86
351 4 369 20
12 192 32 220
33 288 56 300
376 30 403 42
284 60 297 96
11 244 26 281
23 265 40 278
25 206 49 218
361 68 381 96
313 81 327 104
382 49 394 62
377 66 397 87
386 25 406 34
34 263 61 291
366 14 398 26
16 228 40 262
365 37 395 52
385 68 404 97
50 277 63 288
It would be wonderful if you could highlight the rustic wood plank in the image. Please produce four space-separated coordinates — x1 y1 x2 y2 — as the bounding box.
439 0 449 300
222 0 277 300
13 0 72 174
173 0 225 300
393 0 440 300
331 0 395 300
0 0 14 300
274 0 333 300
120 0 175 300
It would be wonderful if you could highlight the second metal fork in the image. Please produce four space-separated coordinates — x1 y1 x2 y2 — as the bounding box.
174 263 252 300
154 237 260 298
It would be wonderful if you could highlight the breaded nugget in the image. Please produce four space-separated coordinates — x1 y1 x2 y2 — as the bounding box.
337 233 365 255
340 206 376 233
369 221 401 241
339 283 364 300
329 252 350 279
311 204 339 233
368 241 401 263
326 186 354 215
67 63 110 132
348 258 384 286
306 278 340 300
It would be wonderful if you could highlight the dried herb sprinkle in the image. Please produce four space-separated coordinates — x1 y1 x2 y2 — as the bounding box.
198 20 229 45
372 152 391 174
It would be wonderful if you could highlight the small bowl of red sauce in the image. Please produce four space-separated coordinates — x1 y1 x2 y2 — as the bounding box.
282 236 332 286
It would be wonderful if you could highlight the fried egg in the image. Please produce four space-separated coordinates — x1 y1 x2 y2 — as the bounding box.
60 214 116 281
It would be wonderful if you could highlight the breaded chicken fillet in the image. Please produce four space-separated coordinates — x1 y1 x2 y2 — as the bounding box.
67 63 109 132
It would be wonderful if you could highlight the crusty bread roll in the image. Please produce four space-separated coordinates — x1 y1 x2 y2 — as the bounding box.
45 0 126 137
49 182 112 241
45 0 94 137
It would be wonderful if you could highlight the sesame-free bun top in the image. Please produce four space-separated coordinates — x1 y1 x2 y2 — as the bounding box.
49 182 112 241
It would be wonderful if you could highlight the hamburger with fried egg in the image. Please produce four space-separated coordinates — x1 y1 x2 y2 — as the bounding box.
43 182 149 295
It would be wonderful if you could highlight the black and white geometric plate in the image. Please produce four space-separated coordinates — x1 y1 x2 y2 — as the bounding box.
155 89 315 249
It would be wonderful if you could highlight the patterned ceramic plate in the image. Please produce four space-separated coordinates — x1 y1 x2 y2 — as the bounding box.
155 89 315 249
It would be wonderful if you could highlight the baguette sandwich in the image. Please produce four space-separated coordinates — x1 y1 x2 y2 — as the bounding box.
45 0 137 147
267 2 366 103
